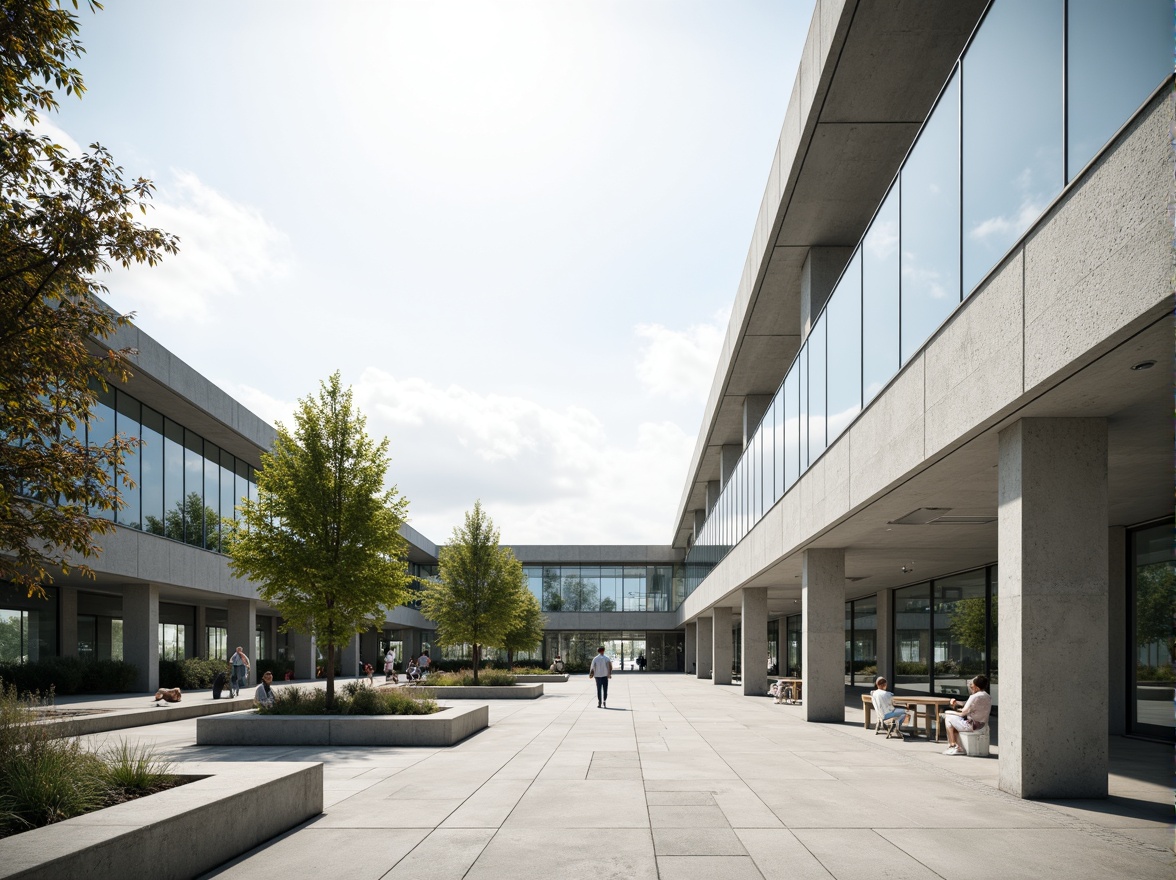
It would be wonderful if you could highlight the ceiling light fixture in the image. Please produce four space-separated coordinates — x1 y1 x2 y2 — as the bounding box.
1130 360 1156 371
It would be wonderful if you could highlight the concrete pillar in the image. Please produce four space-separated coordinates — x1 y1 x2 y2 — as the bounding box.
1106 527 1127 736
227 598 257 667
720 445 740 488
263 615 278 662
194 605 208 658
705 480 720 515
59 587 78 658
800 246 853 340
696 616 713 679
359 628 379 671
742 587 768 696
712 606 733 685
122 584 160 693
341 633 361 679
876 588 895 690
743 395 772 447
684 621 697 674
998 418 1108 799
292 631 315 680
693 510 706 543
802 548 845 722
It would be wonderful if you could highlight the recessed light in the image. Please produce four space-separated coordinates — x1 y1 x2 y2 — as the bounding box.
1130 360 1156 371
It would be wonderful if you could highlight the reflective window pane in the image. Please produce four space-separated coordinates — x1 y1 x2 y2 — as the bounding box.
901 68 961 357
183 430 204 546
808 315 827 461
862 188 900 403
88 385 116 521
894 583 931 694
962 0 1063 294
933 570 987 698
798 341 809 469
771 387 784 504
114 391 141 529
825 250 862 444
1067 0 1169 180
140 407 164 534
204 442 221 551
163 419 184 540
783 364 799 489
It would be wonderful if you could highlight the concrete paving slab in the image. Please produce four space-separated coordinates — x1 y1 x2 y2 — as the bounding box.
207 827 429 879
653 827 748 855
382 828 495 878
793 828 945 879
656 854 766 879
735 828 837 880
465 827 658 880
650 805 731 828
646 790 717 806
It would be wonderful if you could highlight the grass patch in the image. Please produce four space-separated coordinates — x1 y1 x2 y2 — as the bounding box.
258 682 438 716
0 681 183 839
423 669 517 687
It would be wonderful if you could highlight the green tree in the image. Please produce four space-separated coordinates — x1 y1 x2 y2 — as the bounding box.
421 501 525 684
948 597 989 654
228 373 412 709
144 492 222 549
500 589 545 669
0 1 179 598
1135 563 1175 666
561 575 598 612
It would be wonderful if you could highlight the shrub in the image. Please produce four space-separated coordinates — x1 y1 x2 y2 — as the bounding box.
895 661 928 676
0 658 137 695
425 668 516 687
258 684 437 716
100 741 176 801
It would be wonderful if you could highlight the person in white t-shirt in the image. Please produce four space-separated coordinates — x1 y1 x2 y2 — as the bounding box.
870 676 909 737
588 646 613 708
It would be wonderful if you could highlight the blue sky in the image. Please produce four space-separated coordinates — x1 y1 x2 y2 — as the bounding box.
52 0 815 544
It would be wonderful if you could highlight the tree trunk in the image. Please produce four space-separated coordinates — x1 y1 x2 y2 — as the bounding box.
507 649 514 671
326 643 336 710
473 643 480 684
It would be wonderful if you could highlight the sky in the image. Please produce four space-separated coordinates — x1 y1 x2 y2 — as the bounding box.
50 0 815 546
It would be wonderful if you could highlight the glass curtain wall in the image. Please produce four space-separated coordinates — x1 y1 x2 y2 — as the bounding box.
683 0 1169 596
527 566 676 613
785 615 802 677
0 583 57 663
1129 522 1174 740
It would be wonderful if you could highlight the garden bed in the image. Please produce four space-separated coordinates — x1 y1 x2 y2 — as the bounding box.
196 704 489 746
400 683 544 700
0 761 321 880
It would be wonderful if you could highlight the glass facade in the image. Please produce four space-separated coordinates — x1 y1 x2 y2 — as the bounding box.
844 596 877 686
71 386 258 553
526 565 676 613
0 583 57 663
543 630 685 672
683 0 1169 593
1129 522 1174 740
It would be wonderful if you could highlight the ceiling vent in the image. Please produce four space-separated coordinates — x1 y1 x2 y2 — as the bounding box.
889 508 951 525
930 515 997 524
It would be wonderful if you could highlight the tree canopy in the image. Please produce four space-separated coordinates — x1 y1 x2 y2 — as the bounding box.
1 0 178 598
500 589 545 669
421 501 526 684
228 372 412 708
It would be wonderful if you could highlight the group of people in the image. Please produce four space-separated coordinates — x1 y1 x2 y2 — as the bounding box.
379 648 431 684
870 674 992 755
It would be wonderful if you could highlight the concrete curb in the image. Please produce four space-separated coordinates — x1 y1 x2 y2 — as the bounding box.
404 683 544 699
195 704 489 746
40 695 258 738
515 674 569 683
0 761 322 880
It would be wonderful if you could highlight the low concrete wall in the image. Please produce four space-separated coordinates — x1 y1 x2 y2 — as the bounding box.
407 683 544 699
515 674 568 683
196 704 489 747
0 761 322 880
42 695 258 738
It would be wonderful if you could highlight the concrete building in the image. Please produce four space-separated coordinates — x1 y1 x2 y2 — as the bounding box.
0 0 1169 804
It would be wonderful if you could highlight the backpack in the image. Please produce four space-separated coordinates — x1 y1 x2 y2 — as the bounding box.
212 671 227 699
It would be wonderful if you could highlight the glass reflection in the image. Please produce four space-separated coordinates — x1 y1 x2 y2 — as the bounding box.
933 571 987 698
88 385 116 521
862 188 899 403
825 250 862 444
140 408 164 534
114 391 141 528
1067 0 1170 180
894 583 931 694
962 0 1062 294
783 364 799 489
808 315 827 461
901 68 960 357
798 341 809 469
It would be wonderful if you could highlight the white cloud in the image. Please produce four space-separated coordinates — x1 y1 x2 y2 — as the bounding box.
634 309 728 402
27 117 84 156
103 170 292 322
352 368 694 545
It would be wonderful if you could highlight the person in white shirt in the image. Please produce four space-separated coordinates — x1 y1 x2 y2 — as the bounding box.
254 670 275 708
588 646 613 708
944 674 992 756
870 676 909 738
384 648 397 682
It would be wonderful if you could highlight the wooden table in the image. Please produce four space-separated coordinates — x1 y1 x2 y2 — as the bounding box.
769 677 802 703
861 694 956 742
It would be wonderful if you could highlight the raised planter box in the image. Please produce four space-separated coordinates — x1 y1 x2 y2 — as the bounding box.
407 683 544 699
196 704 489 747
515 674 568 683
0 761 321 880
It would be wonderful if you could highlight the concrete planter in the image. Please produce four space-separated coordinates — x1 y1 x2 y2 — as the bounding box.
0 761 321 880
515 674 568 683
407 683 544 699
196 704 489 747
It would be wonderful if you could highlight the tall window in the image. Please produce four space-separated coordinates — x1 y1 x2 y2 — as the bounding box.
207 626 228 661
1129 523 1174 741
159 623 186 661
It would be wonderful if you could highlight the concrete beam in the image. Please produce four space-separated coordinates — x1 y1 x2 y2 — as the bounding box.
801 247 853 342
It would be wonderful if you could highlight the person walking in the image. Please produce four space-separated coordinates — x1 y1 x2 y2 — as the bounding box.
384 647 397 682
589 646 613 708
229 645 251 697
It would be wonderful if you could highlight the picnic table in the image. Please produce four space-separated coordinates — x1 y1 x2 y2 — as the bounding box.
769 676 803 703
860 693 956 742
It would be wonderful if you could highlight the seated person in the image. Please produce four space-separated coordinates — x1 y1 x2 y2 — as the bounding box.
550 655 565 674
870 676 909 736
943 674 992 756
405 660 420 681
254 670 276 708
153 687 182 704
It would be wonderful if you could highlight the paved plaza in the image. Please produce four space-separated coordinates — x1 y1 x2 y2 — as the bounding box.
73 675 1172 879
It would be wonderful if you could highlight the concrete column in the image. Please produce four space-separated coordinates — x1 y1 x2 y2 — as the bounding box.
263 615 278 662
712 606 733 685
360 628 379 671
122 584 160 693
802 548 845 722
696 616 713 678
1106 527 1126 736
800 246 853 340
705 481 720 515
998 418 1108 799
341 633 361 678
742 587 768 696
875 588 895 690
684 621 697 674
59 587 78 658
720 445 740 488
743 395 772 447
227 598 257 666
292 631 315 680
693 510 706 543
194 606 208 658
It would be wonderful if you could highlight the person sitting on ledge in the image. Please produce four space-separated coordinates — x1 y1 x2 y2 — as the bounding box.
254 670 275 708
550 655 565 674
153 687 181 704
943 674 992 756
